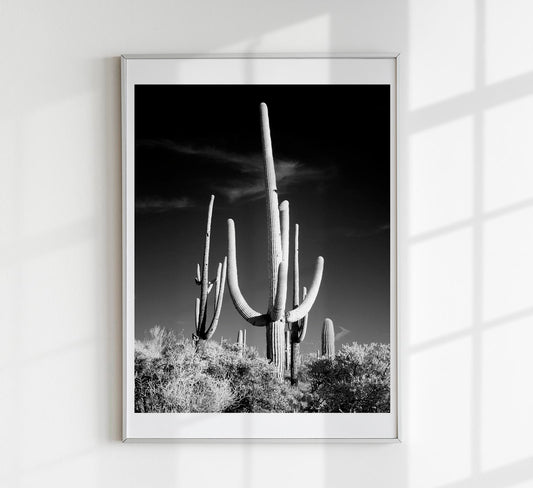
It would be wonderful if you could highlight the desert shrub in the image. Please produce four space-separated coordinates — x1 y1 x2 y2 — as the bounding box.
136 329 390 413
135 327 299 413
135 328 234 412
302 342 390 413
206 344 301 412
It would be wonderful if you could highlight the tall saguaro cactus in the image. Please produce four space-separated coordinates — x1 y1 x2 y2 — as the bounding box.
193 195 227 350
321 318 335 359
227 103 324 379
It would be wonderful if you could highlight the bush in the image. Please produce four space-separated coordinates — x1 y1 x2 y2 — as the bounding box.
206 344 300 412
135 327 299 413
302 343 390 413
135 328 390 413
135 327 235 413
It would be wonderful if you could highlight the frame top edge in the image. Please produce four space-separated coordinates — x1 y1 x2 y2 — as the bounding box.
120 53 400 60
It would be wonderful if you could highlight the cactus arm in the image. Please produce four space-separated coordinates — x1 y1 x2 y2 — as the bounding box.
199 195 215 330
195 264 201 285
298 313 309 342
298 286 309 342
293 224 300 308
286 256 324 323
227 218 268 327
194 298 200 333
214 262 222 312
206 256 227 340
298 313 308 343
260 103 283 314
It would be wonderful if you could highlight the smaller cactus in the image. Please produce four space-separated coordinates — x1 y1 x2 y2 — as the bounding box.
193 195 227 350
321 318 335 358
237 330 244 356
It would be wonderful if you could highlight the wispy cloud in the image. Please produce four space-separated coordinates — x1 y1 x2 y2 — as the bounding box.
139 139 329 202
335 326 350 342
136 197 193 213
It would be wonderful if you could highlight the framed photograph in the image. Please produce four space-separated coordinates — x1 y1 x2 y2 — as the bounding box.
122 54 399 441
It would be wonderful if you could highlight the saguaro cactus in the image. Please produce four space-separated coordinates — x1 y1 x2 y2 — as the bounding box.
227 103 324 378
321 318 335 359
289 224 310 385
237 330 245 356
193 195 227 350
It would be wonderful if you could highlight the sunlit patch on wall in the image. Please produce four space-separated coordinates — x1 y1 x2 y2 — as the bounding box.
482 206 533 322
481 316 533 471
409 337 472 488
483 95 533 213
485 0 533 84
409 0 475 109
409 228 473 346
409 116 474 236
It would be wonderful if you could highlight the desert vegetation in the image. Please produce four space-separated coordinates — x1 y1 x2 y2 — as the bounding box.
135 327 390 413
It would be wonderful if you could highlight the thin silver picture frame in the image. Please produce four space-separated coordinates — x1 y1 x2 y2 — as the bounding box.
121 53 400 442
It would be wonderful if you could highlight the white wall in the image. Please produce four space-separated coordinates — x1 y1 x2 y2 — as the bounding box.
2 1 533 487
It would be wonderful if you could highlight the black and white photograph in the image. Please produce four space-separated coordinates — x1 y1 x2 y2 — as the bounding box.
133 83 392 414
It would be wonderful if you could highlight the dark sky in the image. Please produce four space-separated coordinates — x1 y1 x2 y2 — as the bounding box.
135 84 390 356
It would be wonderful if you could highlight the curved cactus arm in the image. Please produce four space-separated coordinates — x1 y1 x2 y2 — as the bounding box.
271 260 288 321
260 103 283 312
194 298 200 333
298 286 309 342
286 256 324 323
195 263 201 285
227 218 268 327
199 195 215 329
206 257 227 340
